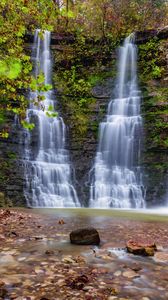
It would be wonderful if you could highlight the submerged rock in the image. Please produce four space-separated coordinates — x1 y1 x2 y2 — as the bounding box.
122 269 140 278
66 274 89 290
126 239 157 256
154 252 168 262
70 227 100 245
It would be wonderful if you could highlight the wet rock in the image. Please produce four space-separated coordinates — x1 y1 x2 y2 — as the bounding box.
114 270 122 277
130 264 142 272
109 287 118 295
123 269 140 278
154 251 168 262
10 231 18 237
0 254 16 265
62 255 76 264
126 239 157 256
83 285 93 291
0 281 8 297
0 234 5 240
45 250 54 255
66 274 89 290
95 249 117 261
58 219 65 224
74 255 86 264
35 267 44 274
33 235 45 240
1 209 11 219
70 227 100 245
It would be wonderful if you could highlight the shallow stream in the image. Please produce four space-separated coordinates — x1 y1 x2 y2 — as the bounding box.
0 208 168 299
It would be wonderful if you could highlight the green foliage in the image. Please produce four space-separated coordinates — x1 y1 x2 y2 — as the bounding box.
0 131 9 138
46 105 58 118
7 151 17 160
151 65 163 78
0 0 167 138
0 59 22 79
138 38 164 81
21 120 35 131
0 0 58 137
139 38 168 150
143 108 168 149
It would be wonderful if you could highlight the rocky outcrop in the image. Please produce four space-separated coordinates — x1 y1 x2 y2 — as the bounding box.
25 26 168 46
70 227 100 245
135 26 168 44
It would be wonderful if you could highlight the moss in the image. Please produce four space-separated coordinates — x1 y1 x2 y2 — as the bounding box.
138 38 165 82
139 38 168 151
53 38 116 138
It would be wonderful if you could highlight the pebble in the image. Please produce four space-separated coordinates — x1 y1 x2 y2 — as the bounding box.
0 234 5 240
83 285 93 291
114 270 122 276
122 270 140 278
35 267 44 274
62 256 75 264
57 279 65 286
18 257 26 261
100 281 106 285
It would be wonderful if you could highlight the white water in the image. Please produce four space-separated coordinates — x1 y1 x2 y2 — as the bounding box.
24 30 79 207
90 35 145 208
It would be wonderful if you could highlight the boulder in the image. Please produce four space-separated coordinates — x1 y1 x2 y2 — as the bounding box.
126 239 157 256
70 227 100 245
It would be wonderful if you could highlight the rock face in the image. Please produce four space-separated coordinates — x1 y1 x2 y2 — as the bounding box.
135 26 168 44
0 119 26 207
126 239 157 256
61 89 111 206
1 29 168 207
70 227 100 245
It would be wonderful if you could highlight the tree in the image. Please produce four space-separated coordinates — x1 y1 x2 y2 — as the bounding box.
0 0 57 137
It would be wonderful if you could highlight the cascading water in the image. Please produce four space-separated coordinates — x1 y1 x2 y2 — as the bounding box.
24 29 79 207
90 35 145 208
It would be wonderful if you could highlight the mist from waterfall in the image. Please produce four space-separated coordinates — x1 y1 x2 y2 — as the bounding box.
24 29 79 207
90 35 145 208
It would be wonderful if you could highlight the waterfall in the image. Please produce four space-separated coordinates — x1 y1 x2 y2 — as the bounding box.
24 29 79 207
90 35 145 208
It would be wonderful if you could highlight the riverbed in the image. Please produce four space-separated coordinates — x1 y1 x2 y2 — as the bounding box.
0 208 168 300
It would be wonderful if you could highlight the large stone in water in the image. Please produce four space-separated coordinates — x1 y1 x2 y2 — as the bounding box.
126 239 157 256
70 227 100 245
